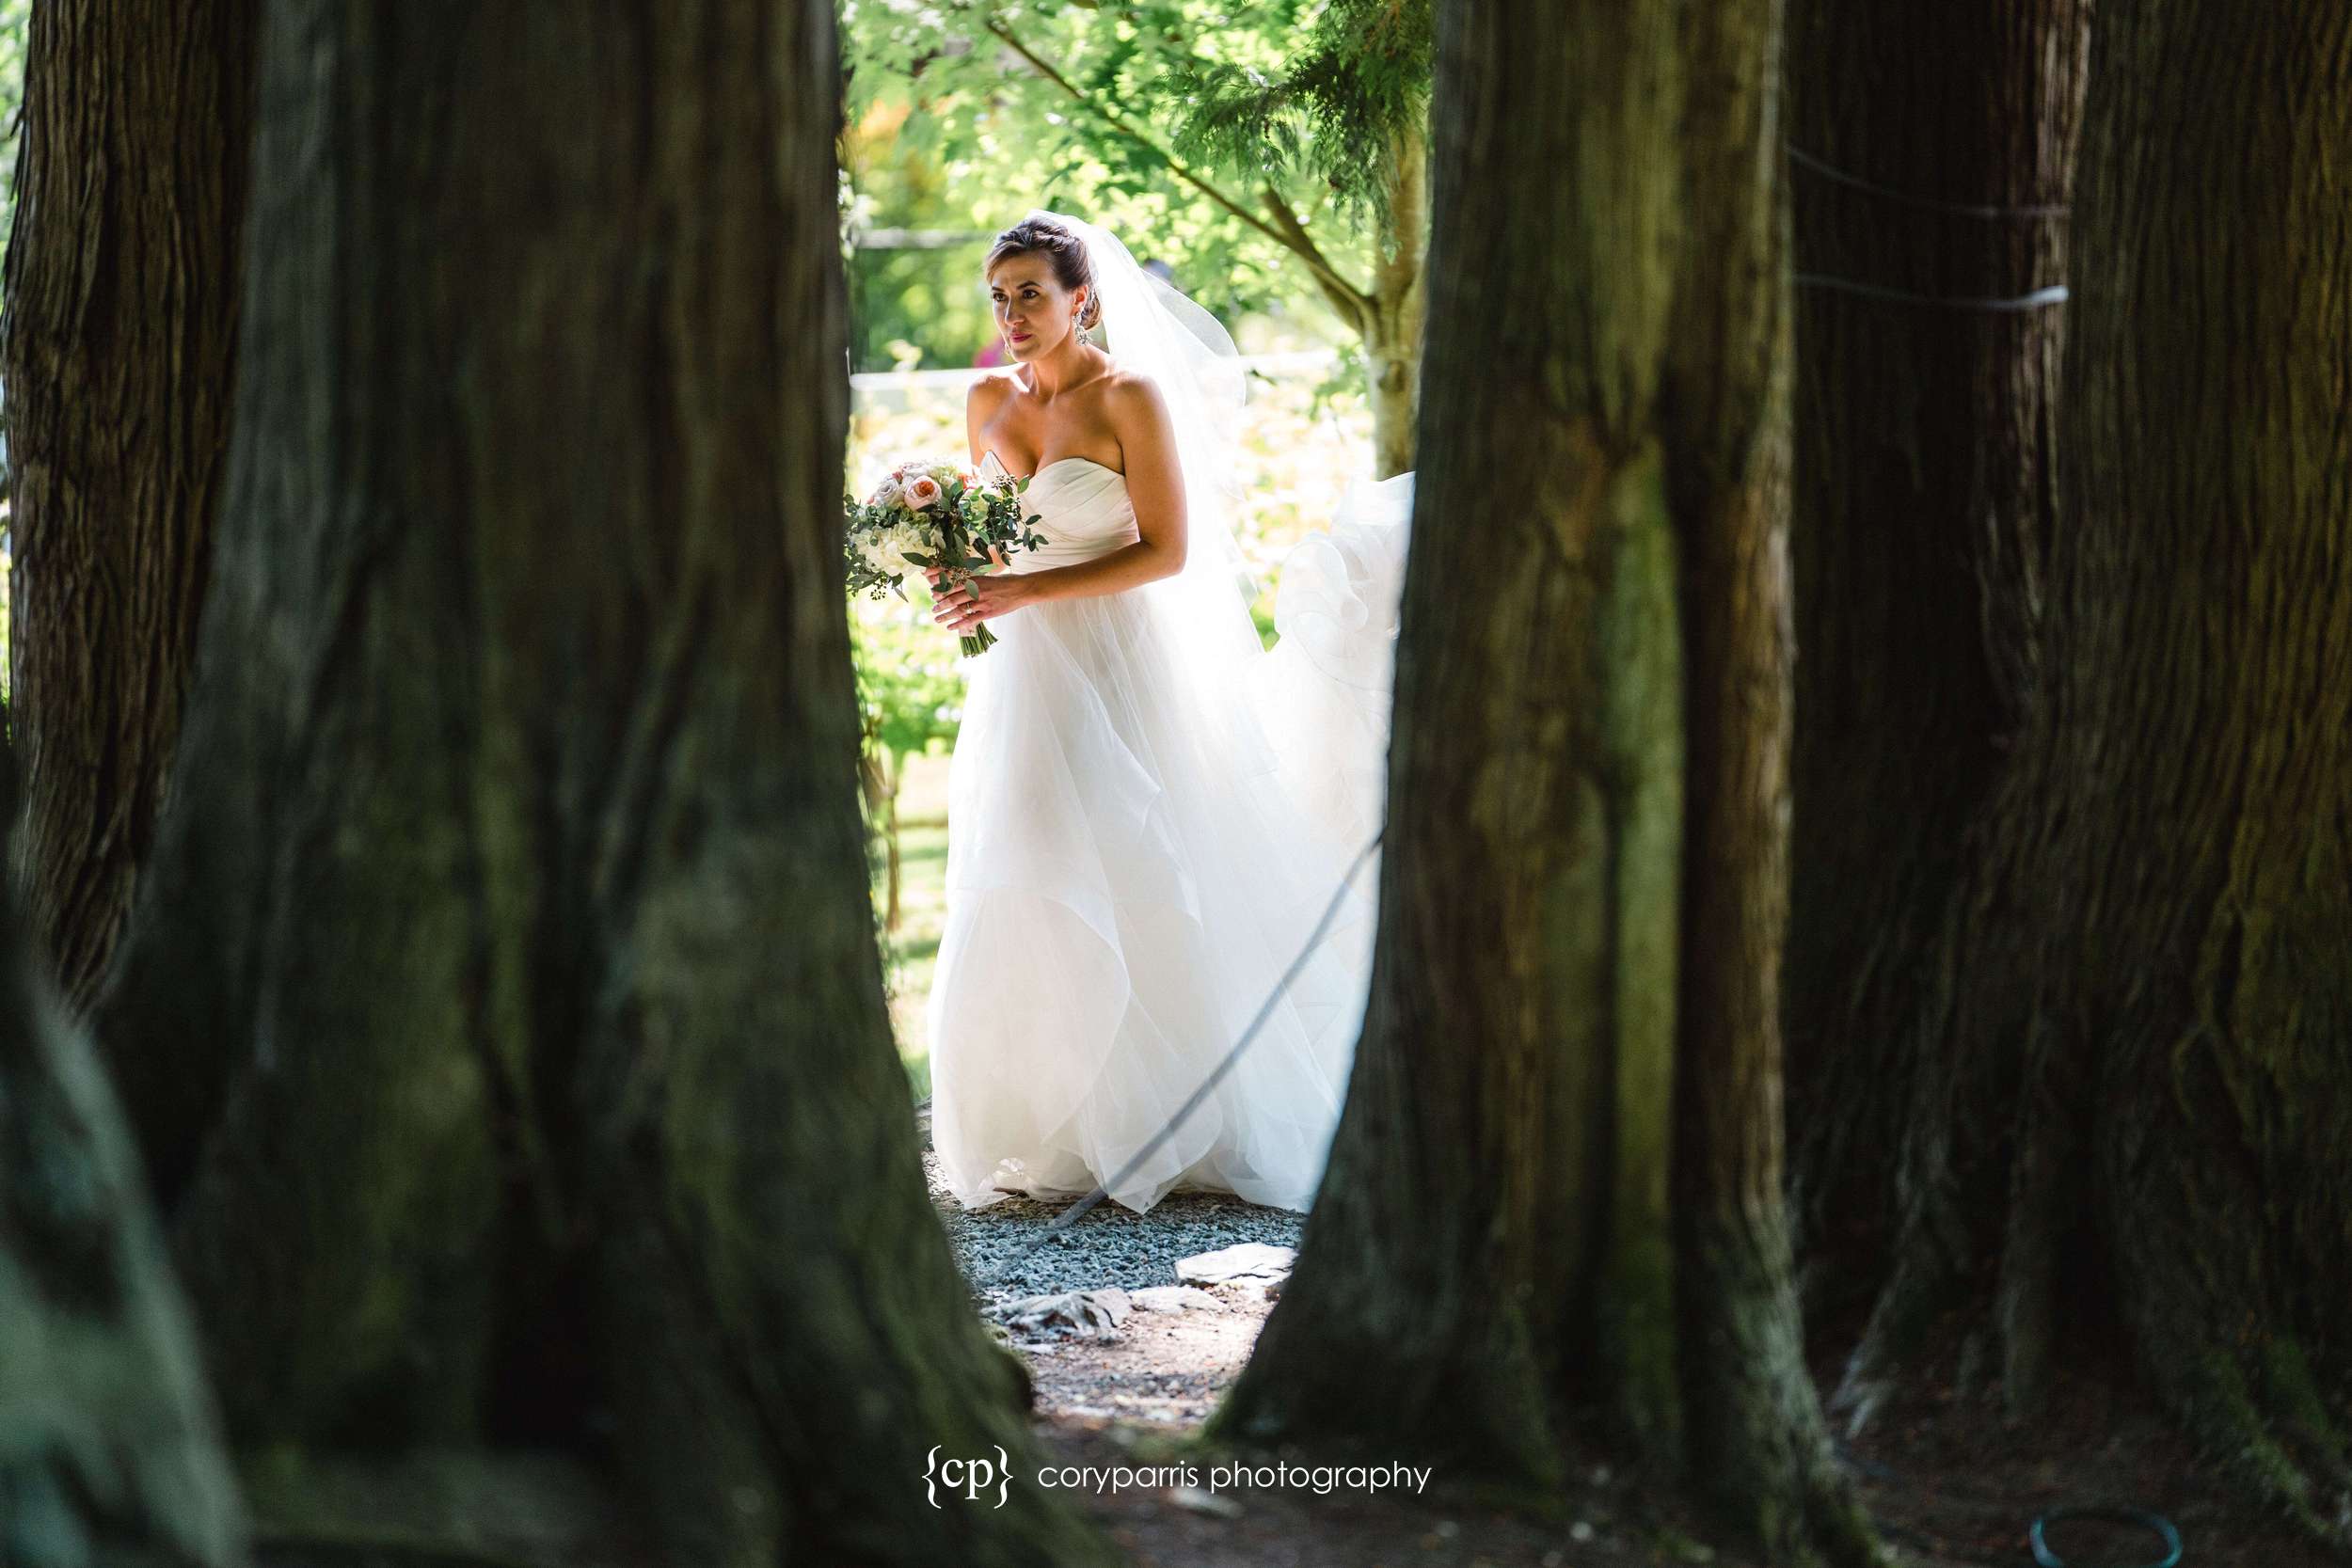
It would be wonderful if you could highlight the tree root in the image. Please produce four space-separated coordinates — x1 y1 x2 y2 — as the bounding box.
2155 1335 2352 1547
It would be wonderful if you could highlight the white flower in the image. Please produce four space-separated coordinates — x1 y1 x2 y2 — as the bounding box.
855 519 927 580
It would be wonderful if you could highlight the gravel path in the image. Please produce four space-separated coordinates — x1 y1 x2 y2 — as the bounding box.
917 1100 1303 1305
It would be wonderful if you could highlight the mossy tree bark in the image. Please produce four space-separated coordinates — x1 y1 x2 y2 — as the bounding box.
87 3 1113 1561
1789 0 2352 1543
1214 0 1883 1560
0 751 245 1567
0 0 259 1014
1780 0 2090 1303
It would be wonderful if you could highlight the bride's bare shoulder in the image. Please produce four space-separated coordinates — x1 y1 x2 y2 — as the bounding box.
1099 366 1170 416
965 371 1021 458
967 370 1023 411
1099 368 1174 451
1101 364 1162 397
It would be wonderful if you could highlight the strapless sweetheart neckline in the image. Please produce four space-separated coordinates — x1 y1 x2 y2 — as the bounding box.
986 449 1123 484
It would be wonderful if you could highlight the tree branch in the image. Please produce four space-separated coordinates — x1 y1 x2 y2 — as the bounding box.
1260 182 1370 324
1368 121 1426 317
979 14 1373 315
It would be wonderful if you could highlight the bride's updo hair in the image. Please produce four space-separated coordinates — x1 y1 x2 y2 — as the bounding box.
986 216 1102 332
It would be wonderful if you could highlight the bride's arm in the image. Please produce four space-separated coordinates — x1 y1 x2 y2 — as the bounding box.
1010 376 1188 603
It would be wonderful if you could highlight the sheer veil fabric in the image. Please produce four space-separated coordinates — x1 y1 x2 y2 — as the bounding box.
926 209 1414 1214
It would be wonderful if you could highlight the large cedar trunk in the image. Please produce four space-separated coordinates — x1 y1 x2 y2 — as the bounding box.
0 0 258 1013
0 750 245 1566
1214 0 1882 1560
1798 0 2352 1539
87 4 1112 1561
1780 0 2090 1305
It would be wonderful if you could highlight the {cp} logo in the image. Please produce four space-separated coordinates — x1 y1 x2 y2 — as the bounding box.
924 1445 1013 1508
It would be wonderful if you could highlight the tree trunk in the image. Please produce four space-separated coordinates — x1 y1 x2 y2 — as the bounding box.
0 0 258 1014
0 749 246 1567
882 748 905 933
1363 121 1426 481
89 4 1112 1561
855 737 903 931
1804 0 2352 1541
1213 0 1883 1560
1780 0 2090 1309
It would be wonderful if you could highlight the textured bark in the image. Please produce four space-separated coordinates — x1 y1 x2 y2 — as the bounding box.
0 0 259 1014
1214 0 1882 1560
0 752 246 1567
1797 0 2352 1542
1781 0 2090 1310
87 4 1112 1561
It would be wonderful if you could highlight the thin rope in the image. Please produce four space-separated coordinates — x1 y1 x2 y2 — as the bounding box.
974 826 1385 1284
1796 273 2070 313
1788 145 2071 221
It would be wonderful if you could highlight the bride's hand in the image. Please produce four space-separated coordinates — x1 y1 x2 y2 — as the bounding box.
927 568 1033 634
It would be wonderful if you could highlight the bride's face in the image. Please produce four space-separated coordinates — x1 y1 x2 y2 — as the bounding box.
986 255 1087 359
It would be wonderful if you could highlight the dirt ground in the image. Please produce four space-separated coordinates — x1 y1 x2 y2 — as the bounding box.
924 1088 2340 1568
966 1215 2344 1567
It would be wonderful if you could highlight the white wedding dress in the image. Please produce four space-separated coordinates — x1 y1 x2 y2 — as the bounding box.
926 452 1413 1214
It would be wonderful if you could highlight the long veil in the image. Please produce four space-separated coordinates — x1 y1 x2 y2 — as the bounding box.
1021 209 1271 689
1026 205 1413 854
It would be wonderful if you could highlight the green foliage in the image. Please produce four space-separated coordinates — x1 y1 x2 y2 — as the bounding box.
1163 0 1434 227
836 98 1009 370
852 601 965 764
837 0 1383 371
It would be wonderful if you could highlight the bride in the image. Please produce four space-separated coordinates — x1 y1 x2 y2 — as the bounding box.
921 209 1411 1215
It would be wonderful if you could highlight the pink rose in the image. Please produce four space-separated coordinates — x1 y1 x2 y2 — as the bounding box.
905 474 945 510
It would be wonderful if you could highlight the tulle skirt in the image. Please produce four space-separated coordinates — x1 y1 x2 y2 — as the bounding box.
926 475 1409 1213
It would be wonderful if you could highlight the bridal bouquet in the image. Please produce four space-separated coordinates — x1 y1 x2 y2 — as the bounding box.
844 456 1046 656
